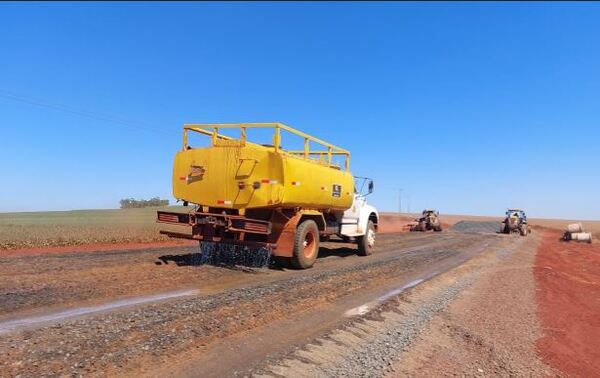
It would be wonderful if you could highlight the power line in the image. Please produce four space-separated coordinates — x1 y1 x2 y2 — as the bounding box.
0 89 171 135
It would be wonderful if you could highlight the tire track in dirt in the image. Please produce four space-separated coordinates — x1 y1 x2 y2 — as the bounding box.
253 234 545 378
144 233 499 377
0 232 493 377
0 233 445 317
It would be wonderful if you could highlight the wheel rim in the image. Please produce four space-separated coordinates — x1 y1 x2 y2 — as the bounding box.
367 228 375 248
303 231 317 259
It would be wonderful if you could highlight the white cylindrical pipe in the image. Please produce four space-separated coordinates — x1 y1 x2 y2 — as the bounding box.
570 232 592 243
567 223 583 233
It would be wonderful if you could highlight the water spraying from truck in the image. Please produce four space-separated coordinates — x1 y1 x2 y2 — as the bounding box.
157 123 379 269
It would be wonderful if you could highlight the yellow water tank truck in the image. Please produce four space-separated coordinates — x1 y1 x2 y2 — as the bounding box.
157 123 379 269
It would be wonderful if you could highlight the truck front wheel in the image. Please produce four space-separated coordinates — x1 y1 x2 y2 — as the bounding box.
291 220 320 269
358 220 376 256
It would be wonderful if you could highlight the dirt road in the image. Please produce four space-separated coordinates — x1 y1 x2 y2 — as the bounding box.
0 227 551 376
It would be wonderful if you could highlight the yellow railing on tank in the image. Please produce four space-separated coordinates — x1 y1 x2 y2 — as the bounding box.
182 123 351 171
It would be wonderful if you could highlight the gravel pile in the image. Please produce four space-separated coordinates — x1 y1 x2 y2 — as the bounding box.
451 221 500 234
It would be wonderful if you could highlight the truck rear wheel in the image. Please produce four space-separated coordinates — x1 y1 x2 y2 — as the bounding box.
358 220 376 256
290 220 320 269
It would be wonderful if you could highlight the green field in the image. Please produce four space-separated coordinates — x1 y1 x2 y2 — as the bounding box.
0 207 186 250
3 208 597 251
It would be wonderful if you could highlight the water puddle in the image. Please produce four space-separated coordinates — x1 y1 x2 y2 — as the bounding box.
344 272 439 317
0 289 199 334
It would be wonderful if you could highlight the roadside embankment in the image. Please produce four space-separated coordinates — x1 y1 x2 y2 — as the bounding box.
535 230 600 376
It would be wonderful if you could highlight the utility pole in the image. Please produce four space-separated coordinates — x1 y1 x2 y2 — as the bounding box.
398 188 402 214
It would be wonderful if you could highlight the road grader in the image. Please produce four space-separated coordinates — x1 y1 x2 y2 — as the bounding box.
157 123 379 269
410 209 443 232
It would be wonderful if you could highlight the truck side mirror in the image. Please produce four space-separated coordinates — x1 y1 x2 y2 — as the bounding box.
368 180 374 194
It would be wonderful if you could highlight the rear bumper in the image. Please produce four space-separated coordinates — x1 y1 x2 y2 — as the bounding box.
157 210 272 245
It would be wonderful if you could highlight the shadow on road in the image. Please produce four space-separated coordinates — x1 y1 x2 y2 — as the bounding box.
157 253 199 266
318 246 359 258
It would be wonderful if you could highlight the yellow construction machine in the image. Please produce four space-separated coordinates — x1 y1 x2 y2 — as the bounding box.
157 123 379 269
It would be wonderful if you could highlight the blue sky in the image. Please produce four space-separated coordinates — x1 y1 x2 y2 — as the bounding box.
1 2 598 219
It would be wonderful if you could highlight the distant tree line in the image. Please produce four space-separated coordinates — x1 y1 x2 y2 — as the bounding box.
119 197 169 209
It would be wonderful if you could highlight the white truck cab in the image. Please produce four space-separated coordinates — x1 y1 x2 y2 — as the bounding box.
339 177 379 256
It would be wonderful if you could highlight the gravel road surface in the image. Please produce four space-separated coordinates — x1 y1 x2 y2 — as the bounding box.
0 226 530 377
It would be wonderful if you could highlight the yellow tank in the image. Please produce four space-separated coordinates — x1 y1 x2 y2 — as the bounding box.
172 123 354 211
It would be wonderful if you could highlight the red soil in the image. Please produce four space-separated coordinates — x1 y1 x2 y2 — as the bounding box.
377 214 414 233
1 240 196 257
2 214 413 258
535 230 600 376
